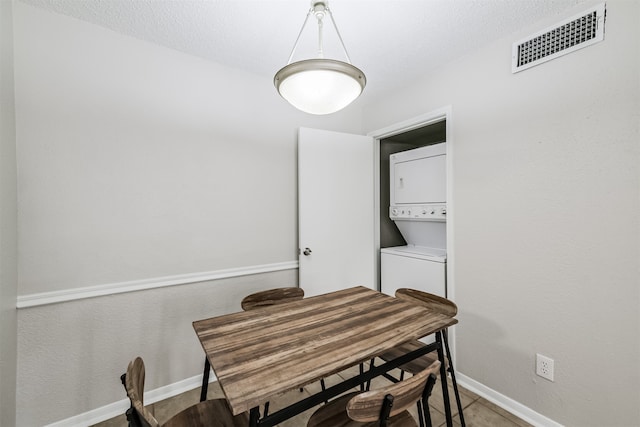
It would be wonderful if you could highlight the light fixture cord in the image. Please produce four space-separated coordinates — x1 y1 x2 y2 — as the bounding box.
285 3 353 65
325 6 353 64
286 7 313 65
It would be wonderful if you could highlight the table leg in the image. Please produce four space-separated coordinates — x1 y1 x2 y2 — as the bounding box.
249 407 260 427
436 331 453 427
200 358 210 402
443 329 465 426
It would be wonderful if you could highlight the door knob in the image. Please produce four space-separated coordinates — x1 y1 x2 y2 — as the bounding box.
303 248 312 256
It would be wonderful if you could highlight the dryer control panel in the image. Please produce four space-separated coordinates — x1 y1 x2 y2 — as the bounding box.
390 203 447 221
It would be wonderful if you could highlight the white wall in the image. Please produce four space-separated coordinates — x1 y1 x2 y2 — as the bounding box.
0 0 18 425
17 270 298 426
13 3 363 296
13 3 364 425
364 1 640 425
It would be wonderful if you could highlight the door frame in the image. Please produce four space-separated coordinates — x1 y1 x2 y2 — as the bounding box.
367 105 456 363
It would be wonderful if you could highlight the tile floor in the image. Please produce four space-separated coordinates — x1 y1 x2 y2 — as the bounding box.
94 361 532 427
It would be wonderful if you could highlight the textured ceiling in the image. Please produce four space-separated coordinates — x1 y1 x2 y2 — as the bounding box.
19 0 588 101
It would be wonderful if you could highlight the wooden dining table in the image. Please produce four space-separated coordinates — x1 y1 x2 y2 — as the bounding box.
193 286 458 427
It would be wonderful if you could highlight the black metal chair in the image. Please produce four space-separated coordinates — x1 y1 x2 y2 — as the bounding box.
374 288 465 427
122 357 248 427
307 360 441 427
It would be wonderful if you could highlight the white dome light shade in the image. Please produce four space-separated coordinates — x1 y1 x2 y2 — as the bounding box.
274 59 366 115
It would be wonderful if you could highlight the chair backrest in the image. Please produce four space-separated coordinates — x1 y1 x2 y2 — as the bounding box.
123 357 160 427
241 287 304 311
395 288 457 317
346 360 441 423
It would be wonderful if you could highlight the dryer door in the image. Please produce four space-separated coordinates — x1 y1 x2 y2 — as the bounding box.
393 153 446 204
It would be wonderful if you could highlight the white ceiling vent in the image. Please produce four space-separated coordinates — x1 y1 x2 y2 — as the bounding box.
512 3 606 73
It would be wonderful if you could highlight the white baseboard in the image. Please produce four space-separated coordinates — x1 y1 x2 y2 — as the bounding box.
17 261 298 308
45 371 218 427
456 373 564 427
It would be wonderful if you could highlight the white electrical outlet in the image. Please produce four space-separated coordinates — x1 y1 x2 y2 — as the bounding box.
536 353 555 381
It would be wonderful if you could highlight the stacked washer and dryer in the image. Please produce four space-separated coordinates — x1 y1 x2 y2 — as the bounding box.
381 142 447 299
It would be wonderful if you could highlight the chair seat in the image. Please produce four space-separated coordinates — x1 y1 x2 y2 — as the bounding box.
307 393 418 427
162 398 248 427
378 340 448 375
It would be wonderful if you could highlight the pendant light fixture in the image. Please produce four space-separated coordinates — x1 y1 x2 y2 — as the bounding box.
274 1 366 115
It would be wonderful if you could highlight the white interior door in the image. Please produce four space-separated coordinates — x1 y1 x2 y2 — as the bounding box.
298 127 375 297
